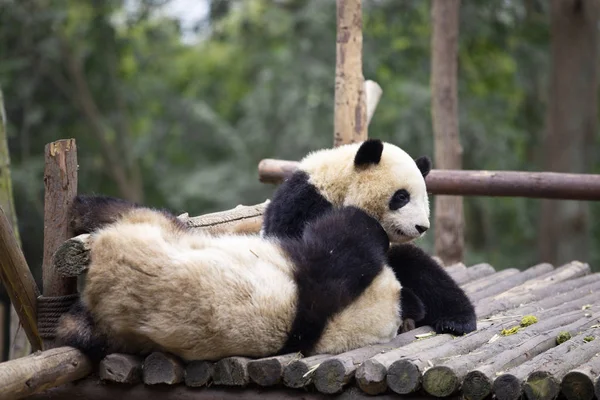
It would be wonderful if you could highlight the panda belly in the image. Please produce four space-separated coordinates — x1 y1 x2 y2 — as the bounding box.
314 266 402 355
83 223 298 361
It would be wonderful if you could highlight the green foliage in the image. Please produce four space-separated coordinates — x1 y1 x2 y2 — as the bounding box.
0 0 597 273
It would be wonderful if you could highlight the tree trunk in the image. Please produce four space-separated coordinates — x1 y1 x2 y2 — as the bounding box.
0 89 31 360
539 0 599 265
334 0 367 146
431 0 464 265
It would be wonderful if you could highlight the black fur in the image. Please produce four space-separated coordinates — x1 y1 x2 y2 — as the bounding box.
278 207 390 355
399 287 426 323
56 298 109 361
262 171 333 239
354 139 384 167
71 195 187 235
387 244 476 335
415 156 432 178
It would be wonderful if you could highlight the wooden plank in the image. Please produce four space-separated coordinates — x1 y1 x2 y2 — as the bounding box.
184 360 213 388
282 354 332 389
258 162 600 201
462 268 519 294
99 353 142 384
0 346 91 400
0 206 42 351
41 139 78 347
142 352 184 385
212 356 251 386
247 353 302 387
451 263 495 285
560 353 600 400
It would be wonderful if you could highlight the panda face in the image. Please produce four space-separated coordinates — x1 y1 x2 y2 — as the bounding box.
348 140 432 243
300 139 432 244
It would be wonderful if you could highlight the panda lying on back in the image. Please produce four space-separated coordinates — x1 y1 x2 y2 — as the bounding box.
263 139 476 335
55 140 475 361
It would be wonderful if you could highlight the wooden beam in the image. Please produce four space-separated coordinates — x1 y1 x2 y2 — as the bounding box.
334 0 366 146
41 140 78 348
258 162 600 200
0 346 91 400
0 206 42 351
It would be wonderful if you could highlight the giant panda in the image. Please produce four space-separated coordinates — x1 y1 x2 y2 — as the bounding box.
262 139 476 335
56 196 425 361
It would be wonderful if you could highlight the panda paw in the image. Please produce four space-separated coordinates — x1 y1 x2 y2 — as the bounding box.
433 316 477 336
400 318 416 333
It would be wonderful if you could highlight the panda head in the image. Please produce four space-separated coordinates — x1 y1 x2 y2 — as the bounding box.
301 139 431 244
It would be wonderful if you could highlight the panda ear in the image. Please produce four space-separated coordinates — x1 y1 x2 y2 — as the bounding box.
415 156 432 178
354 139 384 167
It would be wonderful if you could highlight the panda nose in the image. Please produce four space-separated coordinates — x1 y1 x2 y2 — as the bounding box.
415 225 428 234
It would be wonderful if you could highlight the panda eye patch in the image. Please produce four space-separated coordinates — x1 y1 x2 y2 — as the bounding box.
389 189 410 210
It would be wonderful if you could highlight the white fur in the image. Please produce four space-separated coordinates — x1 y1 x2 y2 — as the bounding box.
299 142 430 243
82 209 402 361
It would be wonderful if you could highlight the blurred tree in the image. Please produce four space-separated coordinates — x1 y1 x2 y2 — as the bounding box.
539 0 599 265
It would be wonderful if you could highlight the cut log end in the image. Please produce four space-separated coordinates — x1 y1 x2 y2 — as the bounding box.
212 357 250 386
282 359 317 389
523 371 560 400
387 359 421 395
313 359 352 394
52 234 91 278
247 354 301 387
184 360 212 387
142 352 184 385
99 353 142 384
462 370 493 400
493 374 522 400
561 371 596 400
355 359 387 395
422 365 460 398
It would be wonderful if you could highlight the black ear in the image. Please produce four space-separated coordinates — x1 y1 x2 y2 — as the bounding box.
415 156 432 178
354 139 384 167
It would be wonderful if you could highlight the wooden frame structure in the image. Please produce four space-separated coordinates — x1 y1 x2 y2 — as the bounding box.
1 0 600 399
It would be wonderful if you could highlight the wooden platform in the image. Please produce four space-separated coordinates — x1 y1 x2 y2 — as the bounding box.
31 261 600 400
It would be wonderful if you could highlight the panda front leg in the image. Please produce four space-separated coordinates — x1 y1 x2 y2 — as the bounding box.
388 244 477 335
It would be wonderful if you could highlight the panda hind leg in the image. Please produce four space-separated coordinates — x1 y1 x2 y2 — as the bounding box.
388 244 477 336
55 298 109 361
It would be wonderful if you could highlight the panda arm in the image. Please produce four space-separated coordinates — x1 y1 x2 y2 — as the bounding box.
387 244 476 335
262 171 333 239
278 207 389 354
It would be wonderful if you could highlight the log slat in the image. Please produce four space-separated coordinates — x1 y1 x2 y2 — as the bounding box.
142 352 184 385
560 353 600 400
99 353 142 384
247 353 302 387
462 268 519 294
184 360 212 388
451 263 495 285
282 354 332 389
212 357 251 386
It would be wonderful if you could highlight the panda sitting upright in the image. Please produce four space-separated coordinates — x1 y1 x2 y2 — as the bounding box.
262 139 476 335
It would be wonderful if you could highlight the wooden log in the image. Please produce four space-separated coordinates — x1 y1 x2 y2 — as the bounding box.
494 327 600 400
364 80 382 126
183 201 269 235
334 0 366 146
184 360 213 388
247 353 302 387
212 356 251 386
41 139 78 348
142 352 184 385
312 326 435 394
560 353 600 400
282 354 332 389
52 234 91 277
99 353 142 384
257 162 600 200
28 377 422 400
0 206 42 351
450 263 495 285
0 346 91 400
444 262 467 275
354 330 451 395
421 311 598 398
475 263 594 318
468 263 554 303
462 268 519 294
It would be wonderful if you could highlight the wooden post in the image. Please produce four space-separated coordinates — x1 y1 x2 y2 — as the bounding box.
41 139 78 348
0 206 42 351
430 0 464 265
334 0 367 146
